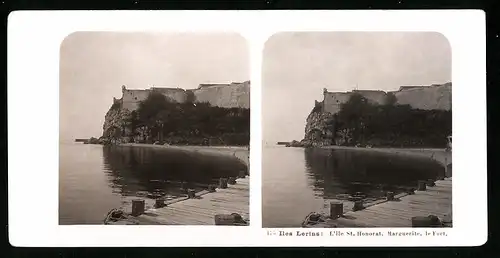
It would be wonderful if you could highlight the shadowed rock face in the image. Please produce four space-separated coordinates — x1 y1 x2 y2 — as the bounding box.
101 103 132 143
302 109 334 147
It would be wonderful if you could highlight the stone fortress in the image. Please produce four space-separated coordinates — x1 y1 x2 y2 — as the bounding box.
320 82 452 114
113 80 250 111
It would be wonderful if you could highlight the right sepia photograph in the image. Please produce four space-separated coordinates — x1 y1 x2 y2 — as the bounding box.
262 32 452 228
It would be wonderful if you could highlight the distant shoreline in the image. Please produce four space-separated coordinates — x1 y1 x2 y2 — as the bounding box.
321 145 447 153
266 143 451 167
119 143 250 167
321 145 451 166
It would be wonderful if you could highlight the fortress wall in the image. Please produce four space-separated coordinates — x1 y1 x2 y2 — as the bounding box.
393 83 451 110
354 90 388 105
323 92 351 114
151 88 188 103
323 91 388 114
119 81 250 111
193 85 231 107
193 81 250 109
226 81 250 108
122 89 150 111
322 83 451 114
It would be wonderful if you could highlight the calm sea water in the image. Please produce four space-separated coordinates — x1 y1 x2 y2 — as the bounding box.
59 143 247 224
262 146 444 227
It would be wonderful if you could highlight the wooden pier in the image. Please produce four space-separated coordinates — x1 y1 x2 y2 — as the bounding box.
304 177 452 228
105 176 250 225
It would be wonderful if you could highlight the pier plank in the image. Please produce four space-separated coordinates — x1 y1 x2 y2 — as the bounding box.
107 176 249 225
310 178 452 228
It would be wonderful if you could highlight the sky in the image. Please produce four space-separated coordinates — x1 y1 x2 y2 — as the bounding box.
59 32 249 142
262 32 451 143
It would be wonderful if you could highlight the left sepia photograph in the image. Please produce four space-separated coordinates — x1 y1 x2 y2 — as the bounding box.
59 32 250 225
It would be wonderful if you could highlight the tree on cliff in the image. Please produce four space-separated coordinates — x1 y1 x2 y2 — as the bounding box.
385 92 397 106
126 110 140 135
137 92 175 123
186 90 196 104
336 93 371 144
332 93 451 147
132 90 250 145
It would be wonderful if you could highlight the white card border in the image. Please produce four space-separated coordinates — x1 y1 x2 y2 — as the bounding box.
7 10 487 247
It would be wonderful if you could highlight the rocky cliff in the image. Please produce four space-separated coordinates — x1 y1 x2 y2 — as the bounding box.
295 84 452 148
97 102 133 144
300 102 334 147
97 93 250 146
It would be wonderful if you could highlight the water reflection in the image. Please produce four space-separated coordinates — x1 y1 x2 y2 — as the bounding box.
303 148 444 199
102 145 247 198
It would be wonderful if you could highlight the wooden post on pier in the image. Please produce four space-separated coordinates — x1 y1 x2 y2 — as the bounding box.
208 184 216 192
180 182 186 193
155 198 165 208
329 201 343 219
187 189 196 198
352 200 364 211
131 199 145 216
218 178 228 189
411 215 442 227
406 187 416 195
228 177 236 185
417 180 427 191
386 191 395 201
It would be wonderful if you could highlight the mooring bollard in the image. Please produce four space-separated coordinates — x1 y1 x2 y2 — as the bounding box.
426 179 436 187
180 182 187 193
406 188 416 195
411 215 442 227
386 191 395 201
131 199 145 217
228 177 236 185
238 170 246 178
214 213 247 225
155 198 165 208
436 174 445 180
330 201 343 219
352 200 364 211
417 180 427 191
187 189 196 198
208 184 216 192
218 178 228 189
